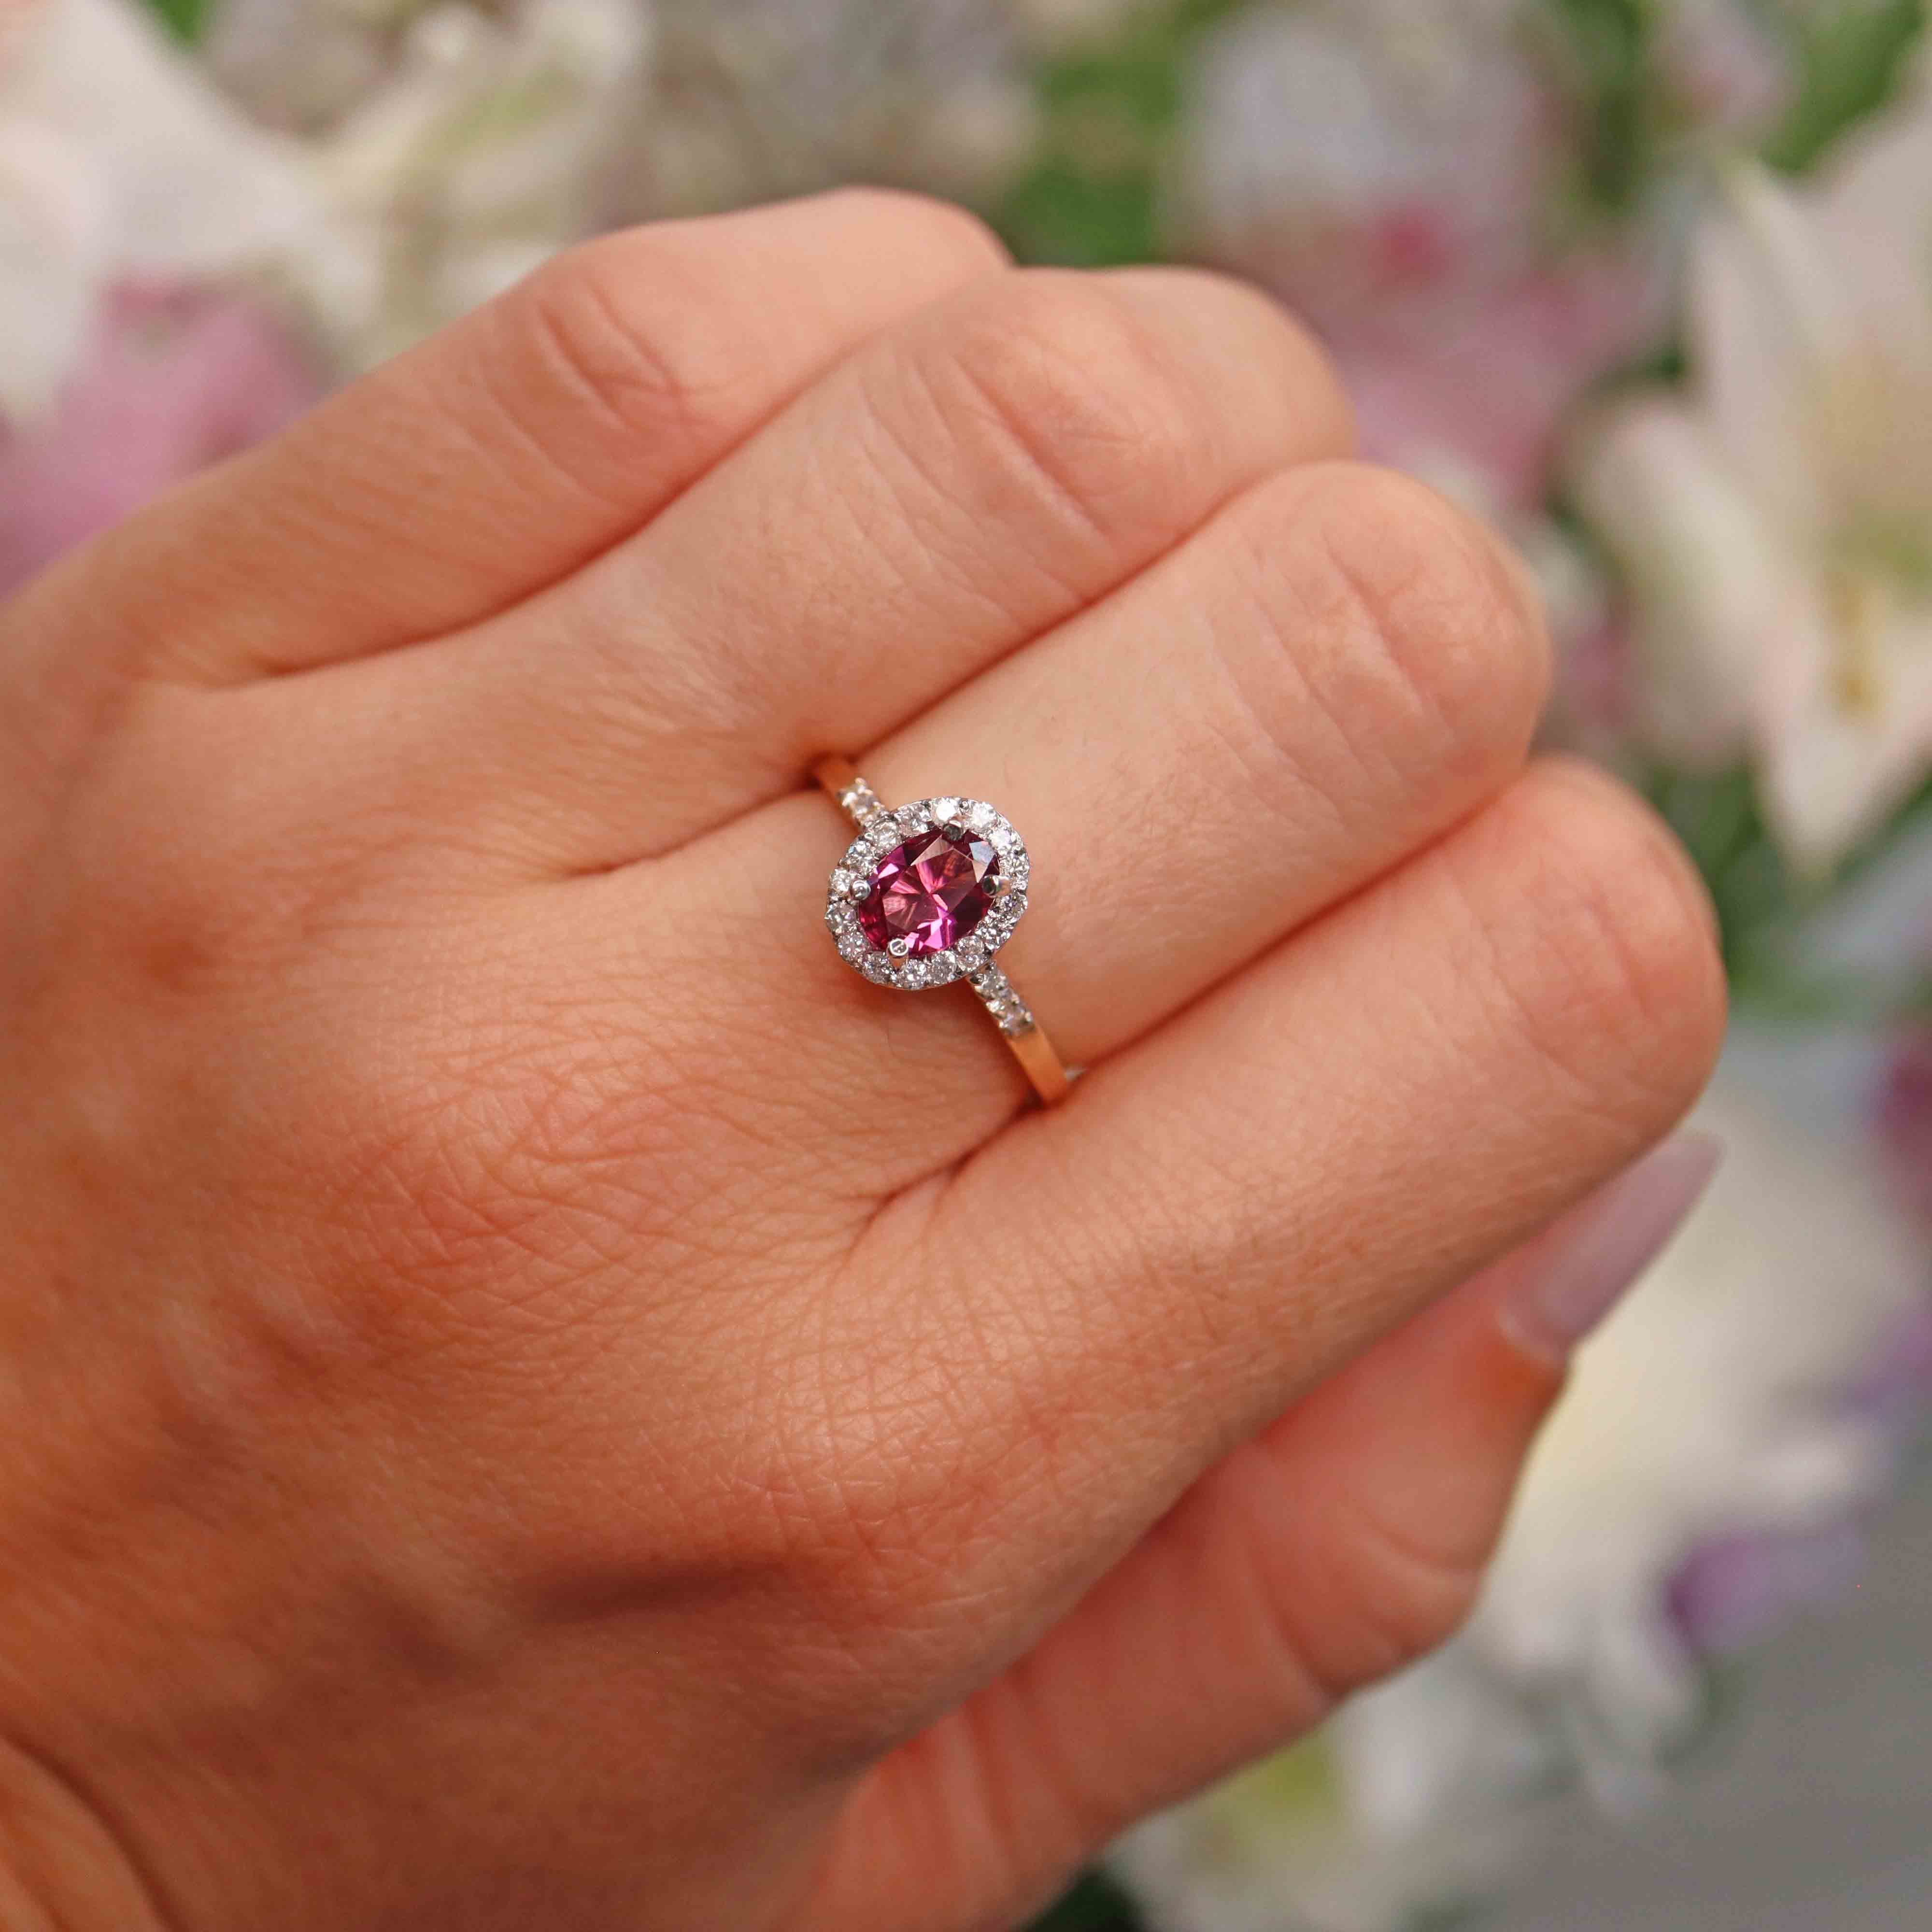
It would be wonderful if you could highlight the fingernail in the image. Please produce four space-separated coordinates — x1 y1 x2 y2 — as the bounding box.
1499 1132 1723 1362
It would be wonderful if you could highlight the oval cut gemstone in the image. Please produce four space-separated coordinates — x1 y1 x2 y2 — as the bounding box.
857 827 999 957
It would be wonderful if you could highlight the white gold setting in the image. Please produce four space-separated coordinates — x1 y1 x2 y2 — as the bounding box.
823 796 1032 994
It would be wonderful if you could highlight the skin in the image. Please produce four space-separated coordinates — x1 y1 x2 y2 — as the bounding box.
0 190 1726 1931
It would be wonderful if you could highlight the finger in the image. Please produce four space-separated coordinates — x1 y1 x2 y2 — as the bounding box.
854 461 1549 1071
522 458 1548 1179
0 191 1005 836
802 1136 1722 1932
294 263 1354 866
953 760 1724 1469
775 761 1722 1756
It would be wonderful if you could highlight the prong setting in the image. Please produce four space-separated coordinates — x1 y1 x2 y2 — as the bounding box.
824 796 1031 992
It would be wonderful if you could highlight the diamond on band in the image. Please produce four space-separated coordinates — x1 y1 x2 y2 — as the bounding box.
813 755 1068 1106
966 963 1035 1036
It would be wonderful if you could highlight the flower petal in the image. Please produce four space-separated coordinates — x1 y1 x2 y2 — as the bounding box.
0 279 321 596
1809 101 1932 384
1690 158 1850 539
1759 604 1932 873
1566 396 1791 764
0 119 111 418
7 0 320 280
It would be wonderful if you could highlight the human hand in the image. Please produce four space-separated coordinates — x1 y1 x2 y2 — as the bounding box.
0 191 1724 1931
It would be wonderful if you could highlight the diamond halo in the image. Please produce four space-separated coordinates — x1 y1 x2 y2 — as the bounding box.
824 796 1031 993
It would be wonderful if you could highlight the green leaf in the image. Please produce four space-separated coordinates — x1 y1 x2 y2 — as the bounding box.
1024 1869 1149 1932
140 0 212 45
1638 755 1932 1022
1762 0 1927 173
994 0 1252 267
1541 0 1656 214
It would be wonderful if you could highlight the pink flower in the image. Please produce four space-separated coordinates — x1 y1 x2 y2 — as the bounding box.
1878 1032 1932 1231
1336 253 1665 514
1666 1518 1871 1655
0 278 320 597
1174 0 1668 516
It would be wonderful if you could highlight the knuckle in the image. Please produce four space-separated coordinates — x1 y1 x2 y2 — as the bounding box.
1474 761 1727 1122
1120 261 1355 444
1229 463 1549 800
1282 1500 1490 1704
905 269 1217 552
511 227 754 455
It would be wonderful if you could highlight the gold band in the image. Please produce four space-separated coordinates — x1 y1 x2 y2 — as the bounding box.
1003 1025 1071 1108
813 755 1069 1108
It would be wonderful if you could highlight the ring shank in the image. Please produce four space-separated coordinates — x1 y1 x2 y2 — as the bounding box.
813 755 1070 1108
1004 1025 1072 1107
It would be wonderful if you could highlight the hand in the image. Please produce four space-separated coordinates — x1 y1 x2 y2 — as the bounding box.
0 191 1725 1932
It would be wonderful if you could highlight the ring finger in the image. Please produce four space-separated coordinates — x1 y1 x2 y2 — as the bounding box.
535 453 1550 1174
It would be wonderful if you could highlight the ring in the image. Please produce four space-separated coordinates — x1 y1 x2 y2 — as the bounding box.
814 755 1070 1107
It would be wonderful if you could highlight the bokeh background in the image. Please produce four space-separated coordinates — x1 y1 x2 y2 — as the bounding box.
4 3 1931 1928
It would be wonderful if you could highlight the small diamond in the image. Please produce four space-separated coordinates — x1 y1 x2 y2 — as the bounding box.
903 961 931 988
967 801 996 830
841 779 881 817
931 795 961 824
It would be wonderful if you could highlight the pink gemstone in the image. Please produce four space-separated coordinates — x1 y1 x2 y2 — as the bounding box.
857 828 999 957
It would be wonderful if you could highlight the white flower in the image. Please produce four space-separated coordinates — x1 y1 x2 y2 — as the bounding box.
1462 1054 1922 1780
309 0 652 367
0 0 654 398
0 0 318 419
1113 1052 1928 1932
1569 97 1932 872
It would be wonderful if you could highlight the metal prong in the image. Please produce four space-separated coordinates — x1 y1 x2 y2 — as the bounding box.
887 937 912 959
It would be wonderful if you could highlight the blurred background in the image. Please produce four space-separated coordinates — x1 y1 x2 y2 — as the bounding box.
3 2 1931 1927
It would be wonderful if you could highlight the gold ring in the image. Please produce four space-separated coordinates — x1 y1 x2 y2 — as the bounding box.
813 755 1069 1108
